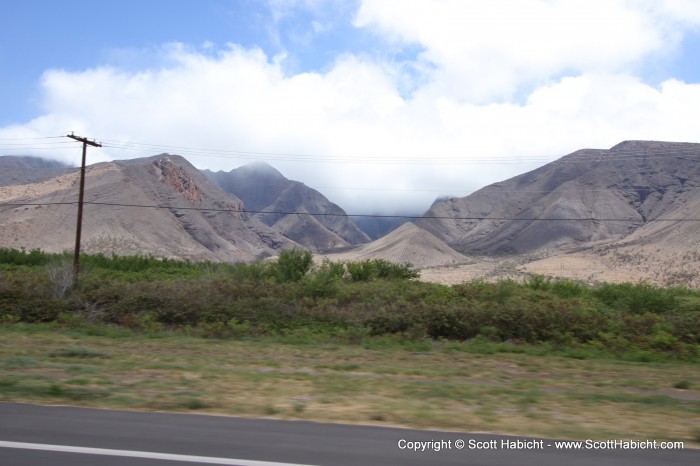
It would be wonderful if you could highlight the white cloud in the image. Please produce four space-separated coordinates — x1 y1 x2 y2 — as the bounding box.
1 1 700 215
355 0 694 102
264 0 347 49
654 0 700 24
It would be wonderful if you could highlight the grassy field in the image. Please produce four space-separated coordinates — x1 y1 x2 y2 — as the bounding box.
1 323 698 444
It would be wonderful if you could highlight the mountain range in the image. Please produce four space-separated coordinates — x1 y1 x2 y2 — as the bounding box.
309 139 700 283
1 140 699 286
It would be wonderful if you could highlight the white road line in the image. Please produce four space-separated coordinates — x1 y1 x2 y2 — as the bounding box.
0 440 319 466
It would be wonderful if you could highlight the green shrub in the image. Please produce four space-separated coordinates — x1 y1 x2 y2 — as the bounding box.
304 262 342 298
273 249 313 283
423 305 479 340
0 248 54 266
315 259 346 280
346 259 419 282
0 270 68 322
673 380 691 390
371 259 420 280
345 260 376 282
592 283 677 313
525 274 551 291
550 279 589 298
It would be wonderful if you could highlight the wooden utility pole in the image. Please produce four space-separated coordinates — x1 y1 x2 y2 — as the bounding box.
66 133 102 283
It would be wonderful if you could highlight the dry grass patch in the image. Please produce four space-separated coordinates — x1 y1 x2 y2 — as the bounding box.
0 325 698 444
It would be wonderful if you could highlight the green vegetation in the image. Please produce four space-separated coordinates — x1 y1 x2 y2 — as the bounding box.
0 248 699 362
1 249 698 442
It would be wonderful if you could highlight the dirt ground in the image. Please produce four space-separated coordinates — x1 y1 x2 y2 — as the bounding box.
418 246 700 287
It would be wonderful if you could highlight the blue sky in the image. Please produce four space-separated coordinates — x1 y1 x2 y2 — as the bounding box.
1 0 379 124
2 0 700 214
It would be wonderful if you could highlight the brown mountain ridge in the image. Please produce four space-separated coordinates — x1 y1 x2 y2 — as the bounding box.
417 140 700 255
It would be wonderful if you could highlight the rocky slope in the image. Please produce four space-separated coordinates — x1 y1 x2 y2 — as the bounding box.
204 162 370 252
417 141 700 255
0 154 297 261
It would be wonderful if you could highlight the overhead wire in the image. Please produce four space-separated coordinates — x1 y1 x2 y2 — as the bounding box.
0 164 687 195
0 144 76 151
0 136 65 141
1 200 699 222
3 135 700 165
96 137 700 164
0 142 74 146
100 141 553 165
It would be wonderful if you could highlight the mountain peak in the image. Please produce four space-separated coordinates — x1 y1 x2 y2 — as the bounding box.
609 140 700 153
204 162 371 249
236 161 286 180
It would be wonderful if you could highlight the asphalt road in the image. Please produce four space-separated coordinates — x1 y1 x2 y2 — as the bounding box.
0 402 696 465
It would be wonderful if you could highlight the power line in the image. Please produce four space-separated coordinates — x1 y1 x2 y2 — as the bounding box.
3 135 700 165
2 161 697 194
2 166 695 195
0 145 76 151
2 200 699 222
96 137 700 164
100 143 552 165
0 136 64 141
0 141 74 146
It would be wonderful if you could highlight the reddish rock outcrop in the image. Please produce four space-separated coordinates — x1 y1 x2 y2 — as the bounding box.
153 157 204 205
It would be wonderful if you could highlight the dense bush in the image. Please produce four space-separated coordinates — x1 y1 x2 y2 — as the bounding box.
0 247 56 267
272 249 313 283
345 259 420 281
592 282 678 313
1 249 698 360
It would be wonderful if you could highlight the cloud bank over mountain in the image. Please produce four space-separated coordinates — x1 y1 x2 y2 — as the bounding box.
2 0 699 214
